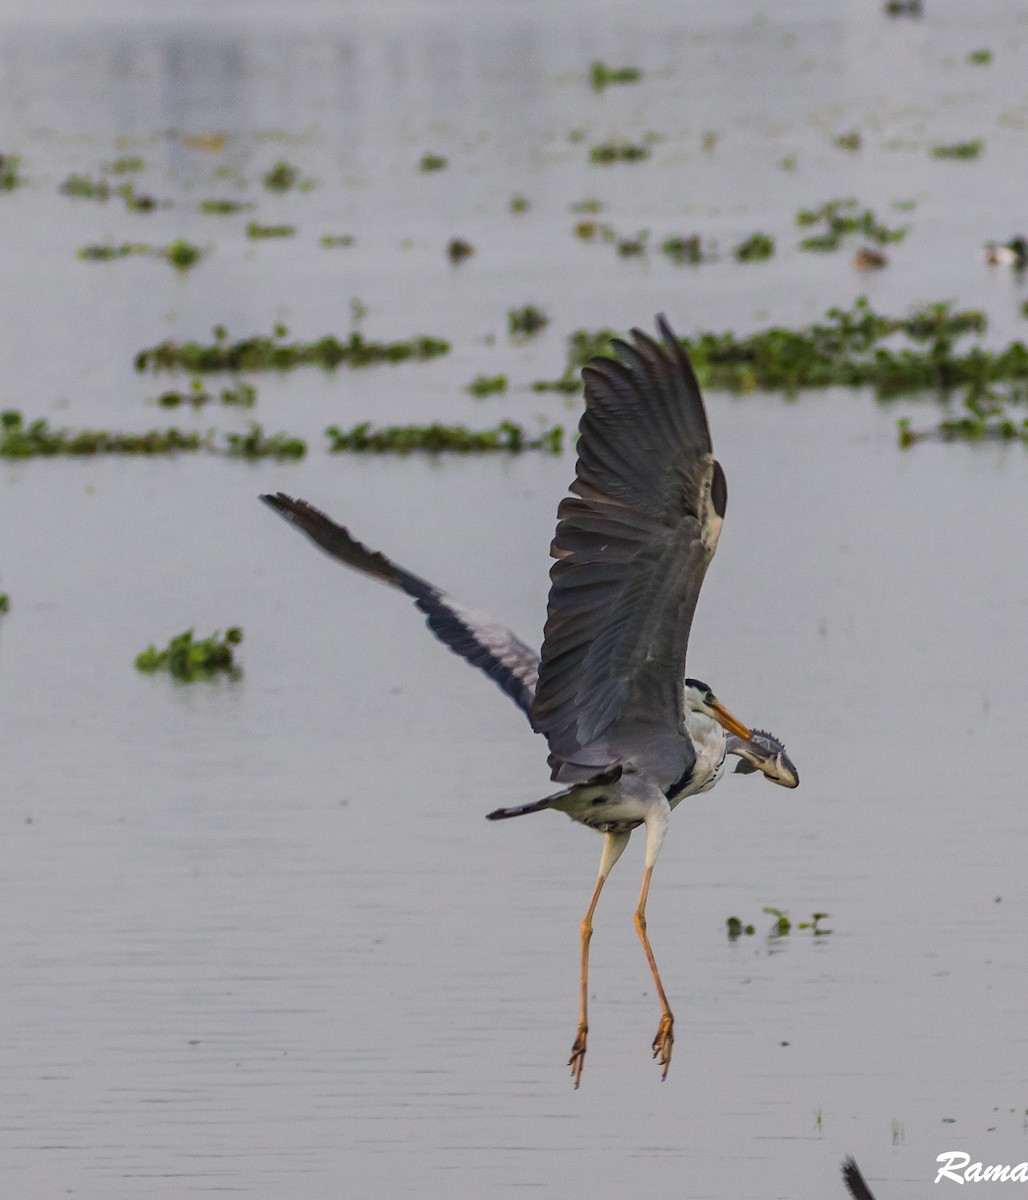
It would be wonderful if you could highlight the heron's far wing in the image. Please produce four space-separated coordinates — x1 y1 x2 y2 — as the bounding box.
260 493 539 718
531 316 727 770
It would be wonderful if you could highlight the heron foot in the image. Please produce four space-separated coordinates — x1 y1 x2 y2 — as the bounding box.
651 1014 674 1080
568 1024 588 1089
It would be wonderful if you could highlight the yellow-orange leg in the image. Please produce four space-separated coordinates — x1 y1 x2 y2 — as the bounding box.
569 830 629 1088
634 863 674 1079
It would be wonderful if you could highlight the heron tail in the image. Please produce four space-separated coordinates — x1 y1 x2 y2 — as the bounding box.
485 797 556 821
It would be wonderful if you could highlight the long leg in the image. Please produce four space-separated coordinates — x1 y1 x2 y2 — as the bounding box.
569 830 630 1088
635 802 674 1079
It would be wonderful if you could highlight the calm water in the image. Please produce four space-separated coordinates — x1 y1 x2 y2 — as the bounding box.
1 3 1027 1197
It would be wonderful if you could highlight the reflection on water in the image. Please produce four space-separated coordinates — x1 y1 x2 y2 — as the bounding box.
1 4 1028 1197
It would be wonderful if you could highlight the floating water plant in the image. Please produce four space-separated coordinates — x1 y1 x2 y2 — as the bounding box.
589 141 650 164
0 410 207 457
0 153 24 190
546 297 1010 398
262 160 301 191
135 627 242 681
107 155 145 173
325 419 563 454
466 374 507 397
589 60 642 91
898 387 1028 446
834 130 862 152
968 48 992 65
246 221 295 239
0 592 8 613
661 234 708 265
726 916 755 940
200 199 253 214
117 183 158 212
155 380 257 408
60 173 110 200
319 233 355 247
508 305 549 339
734 232 774 262
796 198 907 252
510 193 529 213
616 232 648 257
224 423 306 459
135 327 450 373
165 240 203 270
419 152 448 172
78 242 151 261
931 139 983 159
447 237 474 263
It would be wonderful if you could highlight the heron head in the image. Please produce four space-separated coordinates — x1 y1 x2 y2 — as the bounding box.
729 728 800 789
683 678 752 740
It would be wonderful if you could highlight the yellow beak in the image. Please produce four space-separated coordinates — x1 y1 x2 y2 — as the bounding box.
710 699 752 741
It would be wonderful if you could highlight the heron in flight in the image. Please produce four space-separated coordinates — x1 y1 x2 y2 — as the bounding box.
261 315 797 1086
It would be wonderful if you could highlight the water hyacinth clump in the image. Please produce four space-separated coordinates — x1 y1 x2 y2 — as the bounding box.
325 419 563 454
135 326 451 373
135 627 242 681
0 410 208 457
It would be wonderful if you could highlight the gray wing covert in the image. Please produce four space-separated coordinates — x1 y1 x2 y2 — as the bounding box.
530 317 727 777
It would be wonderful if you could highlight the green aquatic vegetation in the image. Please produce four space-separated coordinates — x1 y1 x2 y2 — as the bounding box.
246 221 295 239
224 423 306 459
898 387 1028 446
834 129 862 152
796 913 832 935
661 234 708 264
968 48 992 65
78 242 151 261
165 240 203 269
467 374 507 397
447 237 474 263
262 160 301 191
0 153 24 190
200 199 253 214
0 592 8 613
325 419 563 454
589 140 650 164
573 220 614 242
725 916 755 940
570 197 603 214
509 193 529 213
60 173 110 200
734 232 774 262
155 380 257 408
589 60 643 90
553 297 1005 398
796 198 907 251
932 139 983 159
0 410 207 457
117 183 158 212
419 152 448 172
319 233 355 247
508 305 549 339
135 627 242 681
616 232 648 256
764 907 791 937
107 155 145 173
135 326 451 373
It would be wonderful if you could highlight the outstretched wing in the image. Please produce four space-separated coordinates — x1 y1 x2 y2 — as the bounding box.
260 493 539 716
531 316 727 773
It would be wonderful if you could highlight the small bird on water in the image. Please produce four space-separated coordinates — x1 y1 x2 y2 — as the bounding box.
262 315 798 1086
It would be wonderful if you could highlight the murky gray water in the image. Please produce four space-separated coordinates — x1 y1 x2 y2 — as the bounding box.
2 3 1028 1197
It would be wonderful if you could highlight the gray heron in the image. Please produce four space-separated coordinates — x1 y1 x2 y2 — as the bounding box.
261 314 797 1085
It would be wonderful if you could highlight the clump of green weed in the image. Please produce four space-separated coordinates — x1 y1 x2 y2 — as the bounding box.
589 61 642 90
135 627 242 681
